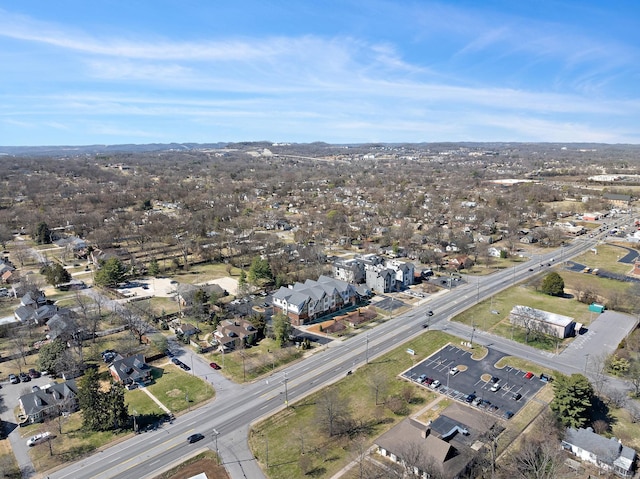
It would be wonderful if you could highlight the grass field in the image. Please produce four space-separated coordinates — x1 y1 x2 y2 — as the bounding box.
571 242 637 275
248 331 454 479
146 360 215 411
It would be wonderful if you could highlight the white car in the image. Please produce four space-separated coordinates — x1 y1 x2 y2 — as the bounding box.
430 380 441 389
490 383 501 392
449 367 460 376
26 431 51 447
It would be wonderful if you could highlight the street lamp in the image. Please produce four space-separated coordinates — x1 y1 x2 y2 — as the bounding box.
282 372 289 407
470 324 476 347
212 428 220 464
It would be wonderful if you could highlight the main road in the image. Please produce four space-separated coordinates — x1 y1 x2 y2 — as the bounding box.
46 229 630 479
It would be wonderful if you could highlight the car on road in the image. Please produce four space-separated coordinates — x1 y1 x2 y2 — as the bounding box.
524 371 534 379
27 431 51 446
9 374 19 384
19 372 30 382
511 392 522 401
209 362 221 370
427 310 434 316
490 383 501 392
417 374 428 383
449 367 460 376
171 358 181 365
187 433 204 444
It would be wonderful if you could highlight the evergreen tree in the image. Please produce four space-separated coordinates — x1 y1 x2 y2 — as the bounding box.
272 312 292 347
78 367 103 431
94 258 126 287
248 256 273 285
541 272 565 296
36 339 67 376
148 258 160 276
41 263 71 287
33 222 52 244
550 373 593 428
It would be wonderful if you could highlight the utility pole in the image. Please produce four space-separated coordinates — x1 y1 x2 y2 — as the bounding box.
365 333 369 364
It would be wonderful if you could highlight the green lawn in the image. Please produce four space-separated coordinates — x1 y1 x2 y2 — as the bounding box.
571 243 635 275
248 331 454 479
146 361 215 411
208 339 304 382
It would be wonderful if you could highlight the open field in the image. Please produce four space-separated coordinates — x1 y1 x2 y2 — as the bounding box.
152 451 228 479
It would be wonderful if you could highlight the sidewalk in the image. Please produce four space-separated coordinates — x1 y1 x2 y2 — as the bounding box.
138 386 171 414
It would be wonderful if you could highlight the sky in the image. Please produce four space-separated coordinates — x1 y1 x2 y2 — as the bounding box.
1 1 639 146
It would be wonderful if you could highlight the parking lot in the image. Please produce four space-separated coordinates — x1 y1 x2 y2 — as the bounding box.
403 345 547 419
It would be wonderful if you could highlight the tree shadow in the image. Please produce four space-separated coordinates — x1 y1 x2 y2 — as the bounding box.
590 395 615 430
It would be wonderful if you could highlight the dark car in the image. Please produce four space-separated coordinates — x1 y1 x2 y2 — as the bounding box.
187 433 204 444
427 310 434 316
165 349 174 358
503 411 514 420
209 362 221 370
180 363 191 371
9 374 19 384
539 373 551 382
28 368 41 378
465 393 476 403
19 372 30 382
512 392 522 401
171 358 181 365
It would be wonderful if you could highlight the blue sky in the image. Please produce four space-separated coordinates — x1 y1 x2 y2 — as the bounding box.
1 1 639 145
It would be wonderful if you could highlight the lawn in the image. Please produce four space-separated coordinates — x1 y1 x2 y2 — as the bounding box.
208 339 304 382
169 263 243 286
248 331 454 479
146 360 215 411
454 279 595 351
571 242 635 275
26 411 131 473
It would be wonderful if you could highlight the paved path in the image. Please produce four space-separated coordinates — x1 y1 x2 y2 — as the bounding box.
138 386 171 414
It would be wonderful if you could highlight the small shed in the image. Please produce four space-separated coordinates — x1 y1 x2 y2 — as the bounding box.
588 303 605 313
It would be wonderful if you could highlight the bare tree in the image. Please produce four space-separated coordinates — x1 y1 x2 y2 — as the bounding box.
366 370 388 405
315 388 351 437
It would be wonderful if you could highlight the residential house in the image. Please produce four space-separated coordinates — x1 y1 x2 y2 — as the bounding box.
109 354 152 387
14 291 69 325
562 427 636 477
519 235 538 244
213 318 258 351
375 417 474 479
487 247 503 258
18 380 79 424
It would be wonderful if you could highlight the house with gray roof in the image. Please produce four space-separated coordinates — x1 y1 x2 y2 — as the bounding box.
374 417 474 478
109 354 152 387
562 427 636 477
272 275 357 326
18 380 79 424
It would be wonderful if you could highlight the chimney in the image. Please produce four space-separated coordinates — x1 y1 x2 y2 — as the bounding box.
421 427 431 439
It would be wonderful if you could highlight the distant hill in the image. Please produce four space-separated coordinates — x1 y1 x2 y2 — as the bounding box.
0 142 229 157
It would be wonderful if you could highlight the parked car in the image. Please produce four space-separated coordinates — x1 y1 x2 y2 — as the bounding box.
512 392 522 401
423 377 434 386
465 393 476 403
503 411 514 420
187 433 204 444
417 374 428 383
31 385 40 392
449 367 460 376
209 362 221 370
524 371 534 379
9 374 19 384
19 372 30 382
472 397 482 407
27 431 51 447
539 373 551 382
430 380 441 389
490 383 501 392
